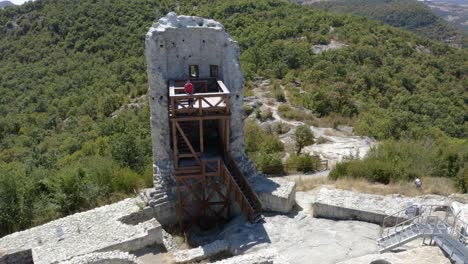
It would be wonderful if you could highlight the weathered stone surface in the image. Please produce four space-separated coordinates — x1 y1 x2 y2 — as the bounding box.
194 212 380 264
210 248 289 264
0 198 163 264
337 246 451 264
61 251 143 264
311 40 348 54
174 240 228 263
250 177 296 213
313 187 451 224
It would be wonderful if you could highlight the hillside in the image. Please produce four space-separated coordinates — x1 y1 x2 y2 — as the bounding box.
426 0 468 33
0 1 14 9
0 0 467 236
297 0 464 47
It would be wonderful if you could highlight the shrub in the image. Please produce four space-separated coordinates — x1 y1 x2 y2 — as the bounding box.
286 154 320 173
330 159 397 184
455 166 468 193
255 108 273 122
272 121 291 135
245 120 284 153
272 81 286 102
253 152 284 175
112 167 144 193
278 104 291 113
329 162 349 180
275 88 286 102
243 104 254 117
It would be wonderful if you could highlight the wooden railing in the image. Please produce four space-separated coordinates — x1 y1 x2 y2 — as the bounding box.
224 153 262 215
169 80 230 117
220 162 257 222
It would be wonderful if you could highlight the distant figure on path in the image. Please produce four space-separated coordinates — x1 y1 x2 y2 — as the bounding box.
415 178 422 188
184 79 194 106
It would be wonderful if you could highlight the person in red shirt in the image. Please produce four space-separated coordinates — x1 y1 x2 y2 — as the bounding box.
184 80 194 107
184 79 193 94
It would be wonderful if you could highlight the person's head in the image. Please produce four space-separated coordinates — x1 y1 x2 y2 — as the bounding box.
186 79 190 83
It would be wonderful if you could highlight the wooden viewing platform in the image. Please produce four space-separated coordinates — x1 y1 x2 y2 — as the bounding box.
169 79 230 118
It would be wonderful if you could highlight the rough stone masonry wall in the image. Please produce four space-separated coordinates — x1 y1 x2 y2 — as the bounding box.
145 12 246 195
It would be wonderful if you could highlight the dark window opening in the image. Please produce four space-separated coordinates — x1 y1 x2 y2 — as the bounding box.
189 65 199 78
210 65 218 78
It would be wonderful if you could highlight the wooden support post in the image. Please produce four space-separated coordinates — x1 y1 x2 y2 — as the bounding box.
198 97 202 116
172 121 178 168
199 120 204 153
225 95 230 114
176 179 184 230
171 97 175 117
202 161 206 219
226 166 231 219
225 119 230 152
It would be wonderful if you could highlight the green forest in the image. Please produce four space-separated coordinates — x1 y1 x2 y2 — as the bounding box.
307 0 466 47
0 0 466 236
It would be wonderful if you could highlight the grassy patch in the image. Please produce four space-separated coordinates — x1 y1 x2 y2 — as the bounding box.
293 176 458 196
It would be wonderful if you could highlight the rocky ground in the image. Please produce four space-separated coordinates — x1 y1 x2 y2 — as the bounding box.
244 79 376 166
1 185 463 264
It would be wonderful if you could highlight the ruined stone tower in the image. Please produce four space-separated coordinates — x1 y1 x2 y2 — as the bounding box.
145 13 262 227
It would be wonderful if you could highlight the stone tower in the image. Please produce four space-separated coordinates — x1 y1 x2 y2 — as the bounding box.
145 13 263 226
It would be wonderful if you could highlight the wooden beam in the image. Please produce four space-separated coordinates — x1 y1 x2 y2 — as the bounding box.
199 120 204 153
198 96 203 115
171 114 230 122
202 160 206 218
172 121 178 168
176 179 184 230
225 119 230 152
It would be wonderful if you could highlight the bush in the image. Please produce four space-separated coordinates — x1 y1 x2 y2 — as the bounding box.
329 159 397 184
245 120 284 153
278 104 291 113
245 120 285 175
243 104 254 117
272 82 286 102
286 154 320 173
272 121 291 135
253 152 284 175
329 137 468 186
255 108 273 122
275 89 286 102
455 166 468 193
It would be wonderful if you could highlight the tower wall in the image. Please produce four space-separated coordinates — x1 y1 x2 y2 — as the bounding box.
145 13 245 194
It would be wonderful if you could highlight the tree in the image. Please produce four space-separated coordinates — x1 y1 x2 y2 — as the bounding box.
294 125 314 154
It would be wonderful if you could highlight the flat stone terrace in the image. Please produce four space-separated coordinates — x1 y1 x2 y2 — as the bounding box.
0 197 160 264
313 187 455 224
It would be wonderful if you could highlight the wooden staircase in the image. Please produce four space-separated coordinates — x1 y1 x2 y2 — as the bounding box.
175 158 263 227
223 153 263 222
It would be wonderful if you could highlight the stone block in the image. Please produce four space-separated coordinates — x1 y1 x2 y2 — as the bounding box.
250 177 296 214
174 240 228 263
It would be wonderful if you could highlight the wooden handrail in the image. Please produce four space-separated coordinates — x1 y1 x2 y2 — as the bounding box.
220 162 256 221
224 153 262 213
